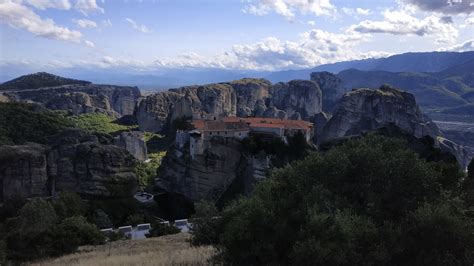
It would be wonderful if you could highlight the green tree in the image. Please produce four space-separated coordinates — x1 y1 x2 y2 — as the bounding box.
53 191 86 219
53 216 105 254
91 209 113 229
218 135 472 265
190 201 221 246
5 199 58 260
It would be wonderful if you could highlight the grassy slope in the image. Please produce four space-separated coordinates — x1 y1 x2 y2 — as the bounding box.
29 233 215 266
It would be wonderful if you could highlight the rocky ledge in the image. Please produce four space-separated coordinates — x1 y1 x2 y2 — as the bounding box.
0 130 138 201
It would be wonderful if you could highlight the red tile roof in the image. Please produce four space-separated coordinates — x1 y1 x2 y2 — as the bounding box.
192 116 313 132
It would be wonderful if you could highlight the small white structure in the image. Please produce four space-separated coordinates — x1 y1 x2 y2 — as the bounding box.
118 225 133 238
160 221 170 226
174 219 190 233
100 228 113 235
132 223 151 240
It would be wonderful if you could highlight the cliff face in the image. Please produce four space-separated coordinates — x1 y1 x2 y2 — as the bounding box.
3 84 141 117
135 78 322 132
155 137 270 203
113 131 148 161
321 85 441 142
310 71 346 112
0 130 138 201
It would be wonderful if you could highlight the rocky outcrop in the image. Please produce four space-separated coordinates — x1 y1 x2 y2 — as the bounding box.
0 130 138 201
155 137 270 203
310 71 346 112
0 143 50 200
3 83 141 117
136 78 322 132
113 131 148 161
321 85 441 142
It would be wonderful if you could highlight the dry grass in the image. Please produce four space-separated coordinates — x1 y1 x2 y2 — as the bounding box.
30 233 217 266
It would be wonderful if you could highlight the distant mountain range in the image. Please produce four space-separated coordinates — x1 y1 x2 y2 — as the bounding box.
2 51 474 90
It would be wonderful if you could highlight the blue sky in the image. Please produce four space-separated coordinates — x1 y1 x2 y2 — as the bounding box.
1 0 473 73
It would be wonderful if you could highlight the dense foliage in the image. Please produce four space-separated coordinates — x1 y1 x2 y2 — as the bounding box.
214 135 473 265
0 103 72 145
67 112 136 134
190 201 221 246
2 198 104 261
135 152 166 188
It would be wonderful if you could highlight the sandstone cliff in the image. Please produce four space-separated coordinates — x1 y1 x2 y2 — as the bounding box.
113 131 148 161
135 78 322 132
4 84 141 117
321 85 440 142
155 137 270 203
1 73 141 117
0 130 138 201
310 71 346 112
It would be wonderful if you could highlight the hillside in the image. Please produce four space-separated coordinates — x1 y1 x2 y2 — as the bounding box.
0 72 90 91
29 233 215 266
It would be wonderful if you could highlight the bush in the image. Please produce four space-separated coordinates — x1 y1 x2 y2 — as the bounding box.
53 191 86 219
135 152 166 188
146 222 181 238
125 213 145 226
218 135 473 265
0 239 6 265
190 201 221 246
91 209 113 229
53 216 105 254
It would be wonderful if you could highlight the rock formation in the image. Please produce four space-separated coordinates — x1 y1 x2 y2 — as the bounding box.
113 131 148 161
310 71 346 112
0 130 138 201
321 85 441 142
135 78 322 132
1 73 141 117
155 137 270 203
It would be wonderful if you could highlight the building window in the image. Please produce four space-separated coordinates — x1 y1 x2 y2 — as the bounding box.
191 144 194 148
225 131 227 135
239 132 241 136
210 132 212 135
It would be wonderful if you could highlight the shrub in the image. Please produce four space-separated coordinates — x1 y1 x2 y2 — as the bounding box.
190 201 221 246
146 222 180 238
91 209 113 229
125 213 145 226
53 191 86 219
53 216 105 254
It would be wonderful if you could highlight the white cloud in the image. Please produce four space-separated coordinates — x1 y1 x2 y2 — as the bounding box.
307 20 315 26
0 1 82 42
24 0 72 10
401 0 474 15
440 39 474 52
125 18 150 33
466 17 474 25
155 29 389 71
84 40 95 48
341 7 371 16
242 0 335 20
73 18 97 28
349 10 458 43
102 19 112 27
75 0 104 15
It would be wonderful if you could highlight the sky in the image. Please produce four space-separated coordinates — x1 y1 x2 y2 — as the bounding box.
0 0 474 74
